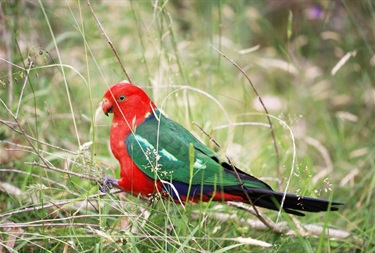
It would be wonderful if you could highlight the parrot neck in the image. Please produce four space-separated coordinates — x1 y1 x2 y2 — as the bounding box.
112 101 156 132
109 102 157 162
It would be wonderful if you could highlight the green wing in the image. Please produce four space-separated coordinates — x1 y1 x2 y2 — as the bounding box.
125 110 269 189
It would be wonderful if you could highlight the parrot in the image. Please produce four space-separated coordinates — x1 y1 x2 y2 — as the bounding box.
100 82 342 216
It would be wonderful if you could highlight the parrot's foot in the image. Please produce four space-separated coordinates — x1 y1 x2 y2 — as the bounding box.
146 193 161 206
99 176 119 193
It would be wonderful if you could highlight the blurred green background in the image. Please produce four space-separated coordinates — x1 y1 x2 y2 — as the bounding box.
0 0 374 252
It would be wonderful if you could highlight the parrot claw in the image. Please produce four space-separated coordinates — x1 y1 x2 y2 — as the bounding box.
99 176 119 193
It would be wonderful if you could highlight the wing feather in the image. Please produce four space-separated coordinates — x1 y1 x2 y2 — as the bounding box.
125 110 269 189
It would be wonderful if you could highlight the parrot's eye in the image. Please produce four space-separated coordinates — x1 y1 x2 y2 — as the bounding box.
118 95 126 101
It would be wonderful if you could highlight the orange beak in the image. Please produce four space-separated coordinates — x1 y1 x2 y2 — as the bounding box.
102 98 113 116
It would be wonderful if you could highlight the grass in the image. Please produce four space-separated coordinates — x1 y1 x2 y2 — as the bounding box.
0 0 374 252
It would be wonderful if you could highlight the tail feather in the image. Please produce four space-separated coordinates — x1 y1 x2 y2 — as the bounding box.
231 187 342 216
218 161 342 216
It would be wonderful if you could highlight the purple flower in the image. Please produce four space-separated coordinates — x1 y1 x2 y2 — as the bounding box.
306 5 323 20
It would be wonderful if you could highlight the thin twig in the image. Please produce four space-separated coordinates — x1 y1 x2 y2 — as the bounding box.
0 168 79 196
211 45 282 190
87 0 132 83
15 61 33 119
225 155 281 233
0 214 136 228
25 162 97 182
192 208 354 241
213 122 271 130
0 119 77 155
0 223 100 228
227 202 281 233
0 190 122 219
192 122 222 149
0 82 52 171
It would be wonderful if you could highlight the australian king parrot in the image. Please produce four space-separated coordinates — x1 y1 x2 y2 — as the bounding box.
100 82 342 216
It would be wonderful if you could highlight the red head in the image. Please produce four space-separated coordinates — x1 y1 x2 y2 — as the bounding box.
102 82 156 124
